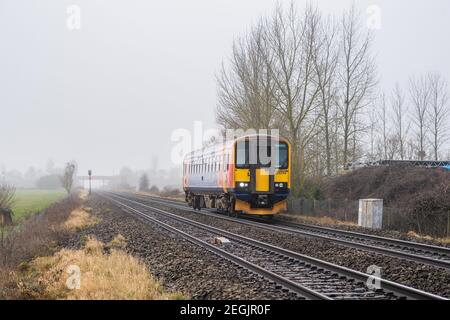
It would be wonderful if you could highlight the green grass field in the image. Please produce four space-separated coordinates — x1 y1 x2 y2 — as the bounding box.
12 189 67 222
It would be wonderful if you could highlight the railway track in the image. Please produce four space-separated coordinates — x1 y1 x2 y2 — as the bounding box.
112 192 450 270
98 191 446 300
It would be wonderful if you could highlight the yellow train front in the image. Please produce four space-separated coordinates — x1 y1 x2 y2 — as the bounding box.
183 134 291 216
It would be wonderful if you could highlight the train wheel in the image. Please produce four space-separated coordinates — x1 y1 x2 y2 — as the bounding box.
198 196 203 211
228 197 236 217
193 196 200 210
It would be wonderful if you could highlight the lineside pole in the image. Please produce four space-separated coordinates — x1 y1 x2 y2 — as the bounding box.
88 170 92 195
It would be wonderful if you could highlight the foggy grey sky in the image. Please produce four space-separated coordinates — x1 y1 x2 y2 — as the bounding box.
1 0 449 176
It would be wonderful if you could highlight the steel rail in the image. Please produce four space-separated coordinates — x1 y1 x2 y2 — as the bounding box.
101 192 447 300
99 193 329 300
114 192 450 270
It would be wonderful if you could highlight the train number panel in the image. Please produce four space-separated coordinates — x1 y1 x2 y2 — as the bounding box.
182 134 291 216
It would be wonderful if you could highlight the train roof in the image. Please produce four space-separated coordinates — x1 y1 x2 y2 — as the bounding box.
183 134 288 161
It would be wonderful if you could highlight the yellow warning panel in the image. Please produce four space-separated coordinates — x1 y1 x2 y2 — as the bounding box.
235 169 250 182
255 168 269 192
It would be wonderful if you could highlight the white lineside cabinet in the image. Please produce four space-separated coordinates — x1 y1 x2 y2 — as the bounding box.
358 199 383 229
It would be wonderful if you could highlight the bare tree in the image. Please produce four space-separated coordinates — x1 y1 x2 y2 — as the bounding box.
313 14 339 175
337 5 377 166
367 104 378 161
61 162 76 194
0 184 15 226
139 173 150 192
386 135 400 160
409 74 431 160
216 20 276 130
262 4 322 193
391 83 409 160
377 92 388 159
427 73 449 160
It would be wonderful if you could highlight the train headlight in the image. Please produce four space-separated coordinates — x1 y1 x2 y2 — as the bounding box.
275 182 286 189
237 182 249 188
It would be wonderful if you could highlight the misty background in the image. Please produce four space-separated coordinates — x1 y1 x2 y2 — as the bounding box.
0 0 449 188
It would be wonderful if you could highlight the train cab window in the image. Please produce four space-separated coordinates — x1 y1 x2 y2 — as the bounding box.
275 143 289 169
236 140 248 167
236 139 288 169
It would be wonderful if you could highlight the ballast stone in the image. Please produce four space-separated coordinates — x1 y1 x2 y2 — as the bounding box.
214 236 231 245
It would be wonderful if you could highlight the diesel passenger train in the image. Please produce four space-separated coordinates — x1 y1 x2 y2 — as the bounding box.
182 134 291 216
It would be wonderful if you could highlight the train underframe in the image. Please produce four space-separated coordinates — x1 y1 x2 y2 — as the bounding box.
185 190 288 217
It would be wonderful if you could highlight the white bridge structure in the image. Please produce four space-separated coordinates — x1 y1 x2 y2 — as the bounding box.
77 175 115 189
345 160 450 171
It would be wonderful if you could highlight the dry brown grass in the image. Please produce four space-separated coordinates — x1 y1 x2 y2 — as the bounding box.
136 191 184 202
406 231 433 241
106 234 127 250
20 236 184 300
407 230 450 244
282 214 357 227
78 190 89 201
64 208 100 231
438 237 450 244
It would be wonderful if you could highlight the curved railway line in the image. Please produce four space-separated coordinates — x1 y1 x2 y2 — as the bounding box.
110 192 450 270
98 191 446 300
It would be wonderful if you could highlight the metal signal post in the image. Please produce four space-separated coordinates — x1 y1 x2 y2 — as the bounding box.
88 170 92 195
